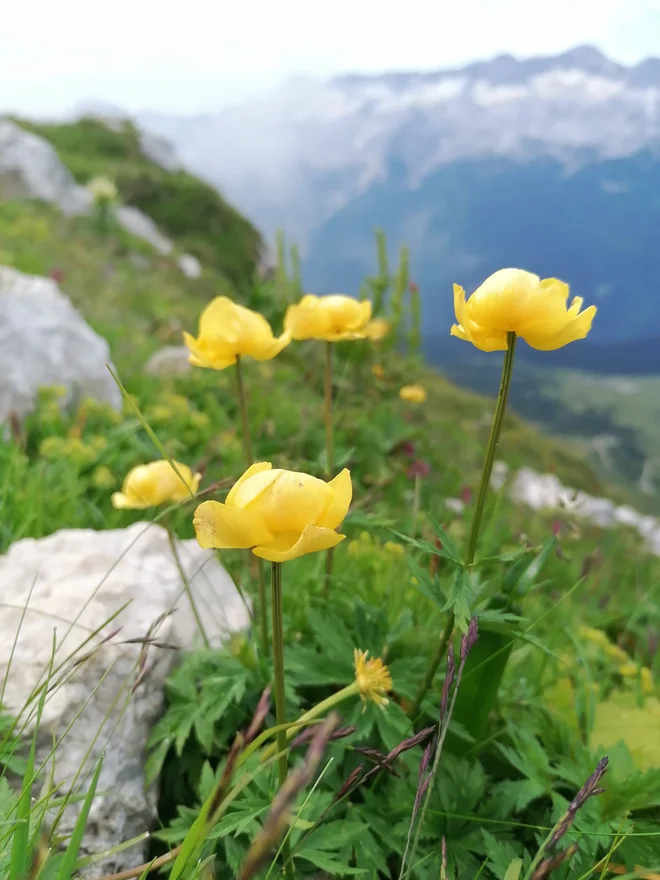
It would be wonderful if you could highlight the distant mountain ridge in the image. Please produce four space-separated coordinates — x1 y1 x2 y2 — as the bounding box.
135 46 660 363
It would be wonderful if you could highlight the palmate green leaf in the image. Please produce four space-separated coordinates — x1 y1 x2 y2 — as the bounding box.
480 832 524 880
442 567 476 632
297 849 368 874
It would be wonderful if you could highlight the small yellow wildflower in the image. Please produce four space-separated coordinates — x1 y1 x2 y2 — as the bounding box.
88 176 118 202
89 435 107 453
383 541 404 556
365 318 390 342
148 404 174 423
399 384 427 404
353 649 393 708
371 364 385 379
577 626 611 650
604 643 629 664
641 667 655 695
189 411 210 429
619 663 640 678
285 294 372 342
39 436 65 459
92 465 116 489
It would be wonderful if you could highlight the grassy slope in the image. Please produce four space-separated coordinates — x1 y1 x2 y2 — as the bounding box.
13 116 263 292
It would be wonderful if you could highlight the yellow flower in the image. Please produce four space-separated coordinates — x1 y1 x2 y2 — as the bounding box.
284 294 372 342
641 667 655 695
88 176 118 202
604 643 629 664
619 662 640 678
399 384 427 404
112 460 201 509
193 462 352 562
383 541 404 556
353 649 393 707
451 269 596 352
371 364 385 379
578 626 611 649
183 296 290 370
92 465 116 489
365 318 390 342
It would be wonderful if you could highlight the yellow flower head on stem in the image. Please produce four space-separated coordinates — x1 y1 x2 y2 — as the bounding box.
364 318 390 342
353 649 393 707
183 296 290 370
641 667 654 695
619 662 640 678
284 294 372 342
371 364 385 379
399 384 427 404
112 460 201 509
451 268 596 352
193 462 352 562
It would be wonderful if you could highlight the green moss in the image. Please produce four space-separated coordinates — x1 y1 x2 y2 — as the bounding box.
14 116 263 290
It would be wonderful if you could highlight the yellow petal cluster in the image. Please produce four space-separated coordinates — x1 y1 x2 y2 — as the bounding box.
183 296 290 370
451 269 596 352
112 460 201 509
284 294 372 342
353 649 393 707
399 384 427 404
364 318 390 342
193 462 352 562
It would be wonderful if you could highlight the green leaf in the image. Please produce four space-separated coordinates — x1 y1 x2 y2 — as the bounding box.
297 849 368 874
56 755 103 880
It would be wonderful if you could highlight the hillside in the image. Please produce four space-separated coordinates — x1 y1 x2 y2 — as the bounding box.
5 143 660 877
14 115 263 292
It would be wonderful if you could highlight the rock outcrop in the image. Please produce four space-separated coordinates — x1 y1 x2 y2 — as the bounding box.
0 265 122 424
0 522 250 876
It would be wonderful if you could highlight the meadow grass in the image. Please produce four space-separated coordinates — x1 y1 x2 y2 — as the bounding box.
2 198 660 878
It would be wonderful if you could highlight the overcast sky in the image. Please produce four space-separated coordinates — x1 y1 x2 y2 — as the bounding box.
2 0 660 117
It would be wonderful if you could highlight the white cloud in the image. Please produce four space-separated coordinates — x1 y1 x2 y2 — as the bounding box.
1 0 660 115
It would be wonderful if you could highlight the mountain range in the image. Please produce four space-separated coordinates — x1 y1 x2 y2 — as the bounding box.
137 45 660 367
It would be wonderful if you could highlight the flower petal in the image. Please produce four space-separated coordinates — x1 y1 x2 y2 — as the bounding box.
193 500 273 549
246 330 292 361
111 491 149 510
317 468 352 529
226 462 273 507
253 525 346 562
284 303 332 341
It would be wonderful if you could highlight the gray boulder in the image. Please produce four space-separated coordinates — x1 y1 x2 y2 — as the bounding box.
0 522 250 876
0 266 122 424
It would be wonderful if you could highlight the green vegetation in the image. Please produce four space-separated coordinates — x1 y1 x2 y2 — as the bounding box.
2 187 660 878
14 115 263 290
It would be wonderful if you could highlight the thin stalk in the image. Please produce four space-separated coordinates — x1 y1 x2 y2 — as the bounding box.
412 473 422 536
324 341 335 594
409 333 517 718
165 517 210 649
234 356 268 656
235 356 254 466
271 562 294 880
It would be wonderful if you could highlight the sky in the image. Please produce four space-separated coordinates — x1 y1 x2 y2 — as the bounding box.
2 0 660 117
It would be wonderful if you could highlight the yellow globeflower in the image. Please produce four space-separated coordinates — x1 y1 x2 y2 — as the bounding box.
641 667 655 695
112 460 201 509
284 294 372 342
371 364 385 379
451 268 596 352
193 462 352 562
365 318 390 342
399 384 427 404
354 649 393 707
183 296 290 370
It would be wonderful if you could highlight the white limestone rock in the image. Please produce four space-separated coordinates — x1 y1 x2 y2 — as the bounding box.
178 253 202 278
0 522 250 876
114 205 173 255
144 345 192 377
0 265 122 424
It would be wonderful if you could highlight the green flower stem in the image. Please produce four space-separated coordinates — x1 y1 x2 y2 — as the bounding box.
235 355 254 466
409 332 517 719
271 562 294 880
258 681 360 764
165 517 210 650
324 341 334 478
324 341 336 594
234 356 269 657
